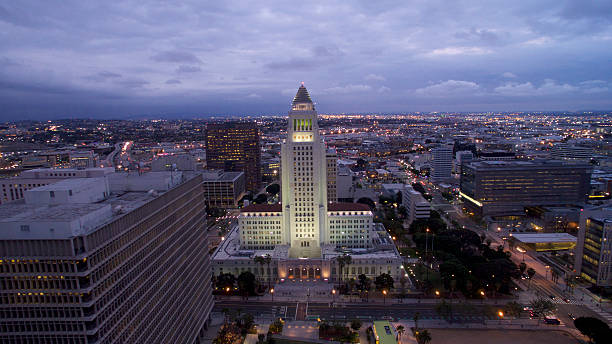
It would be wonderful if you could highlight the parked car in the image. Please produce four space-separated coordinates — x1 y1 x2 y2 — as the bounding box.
544 317 560 325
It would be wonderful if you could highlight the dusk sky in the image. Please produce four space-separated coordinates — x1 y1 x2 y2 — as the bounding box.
1 1 611 120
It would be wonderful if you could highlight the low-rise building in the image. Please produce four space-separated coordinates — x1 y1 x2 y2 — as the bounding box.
201 170 246 208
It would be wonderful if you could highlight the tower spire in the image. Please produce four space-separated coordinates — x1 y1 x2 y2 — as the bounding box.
292 84 314 110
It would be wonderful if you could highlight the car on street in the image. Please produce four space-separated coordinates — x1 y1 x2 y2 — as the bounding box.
544 317 560 325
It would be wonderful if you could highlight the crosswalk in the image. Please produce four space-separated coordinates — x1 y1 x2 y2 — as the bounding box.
585 304 612 325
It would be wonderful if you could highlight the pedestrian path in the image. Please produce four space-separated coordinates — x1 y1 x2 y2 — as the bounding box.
584 303 612 325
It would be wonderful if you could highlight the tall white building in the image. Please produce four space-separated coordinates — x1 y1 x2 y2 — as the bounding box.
281 85 328 257
431 145 453 182
212 85 405 285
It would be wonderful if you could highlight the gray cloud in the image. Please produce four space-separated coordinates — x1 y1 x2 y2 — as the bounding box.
176 65 202 73
151 50 202 64
0 0 611 119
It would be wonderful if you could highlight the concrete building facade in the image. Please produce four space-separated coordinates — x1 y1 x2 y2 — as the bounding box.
205 122 261 191
0 172 213 344
460 160 592 217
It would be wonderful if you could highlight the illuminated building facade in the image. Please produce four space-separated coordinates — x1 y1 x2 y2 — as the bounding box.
205 122 261 191
460 160 592 217
0 172 213 344
212 85 405 286
575 208 612 286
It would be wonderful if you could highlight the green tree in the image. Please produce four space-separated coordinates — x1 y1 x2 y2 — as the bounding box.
574 317 611 343
254 193 268 204
253 256 266 282
415 329 432 344
336 254 352 284
374 273 394 291
396 325 405 344
237 271 256 299
217 273 236 291
519 262 527 275
265 183 280 195
527 267 536 287
350 319 363 331
529 298 556 323
263 254 272 289
505 301 523 324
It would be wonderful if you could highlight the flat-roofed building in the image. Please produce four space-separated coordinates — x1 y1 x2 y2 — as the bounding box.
402 185 431 224
460 160 592 217
510 233 577 252
201 170 246 208
0 172 213 344
0 167 115 204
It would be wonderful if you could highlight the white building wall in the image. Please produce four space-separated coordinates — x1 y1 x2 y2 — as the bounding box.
281 99 327 258
432 145 453 182
239 212 283 249
326 212 373 248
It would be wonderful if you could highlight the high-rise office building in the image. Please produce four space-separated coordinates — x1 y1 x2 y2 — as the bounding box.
431 145 453 182
574 207 612 287
0 172 213 344
205 122 261 191
460 160 592 217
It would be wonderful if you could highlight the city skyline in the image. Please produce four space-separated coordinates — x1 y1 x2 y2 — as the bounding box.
1 1 612 120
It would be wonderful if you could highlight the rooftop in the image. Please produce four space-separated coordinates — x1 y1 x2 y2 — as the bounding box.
511 233 577 243
292 84 313 105
467 159 592 170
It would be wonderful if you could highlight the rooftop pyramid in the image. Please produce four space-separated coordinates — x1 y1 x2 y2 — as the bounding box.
292 84 313 106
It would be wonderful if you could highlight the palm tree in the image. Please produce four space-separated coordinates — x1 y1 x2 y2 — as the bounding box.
527 267 536 288
336 254 352 285
263 254 272 290
396 325 405 344
253 256 265 285
346 255 353 281
415 329 431 344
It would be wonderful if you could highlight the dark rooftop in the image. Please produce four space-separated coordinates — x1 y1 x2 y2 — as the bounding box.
241 204 282 212
327 202 371 211
292 85 313 105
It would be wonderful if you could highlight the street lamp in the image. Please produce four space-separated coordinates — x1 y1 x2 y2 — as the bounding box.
383 289 388 304
545 265 550 280
332 289 337 321
435 290 440 297
270 288 274 302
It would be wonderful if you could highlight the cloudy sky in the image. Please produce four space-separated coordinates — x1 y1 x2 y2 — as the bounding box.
1 0 611 120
